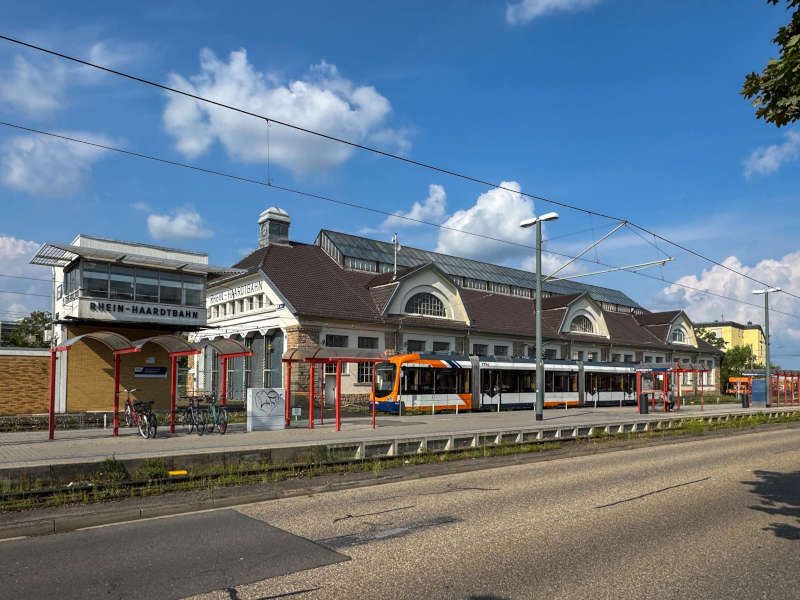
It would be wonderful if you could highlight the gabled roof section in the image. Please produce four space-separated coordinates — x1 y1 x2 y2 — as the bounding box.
320 229 643 309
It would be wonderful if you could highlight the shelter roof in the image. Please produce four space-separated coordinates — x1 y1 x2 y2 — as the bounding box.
31 242 242 276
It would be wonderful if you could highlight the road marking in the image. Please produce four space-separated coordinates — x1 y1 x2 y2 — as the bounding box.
595 476 712 509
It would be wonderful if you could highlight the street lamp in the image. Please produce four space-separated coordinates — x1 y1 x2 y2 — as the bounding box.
520 211 559 420
752 287 780 406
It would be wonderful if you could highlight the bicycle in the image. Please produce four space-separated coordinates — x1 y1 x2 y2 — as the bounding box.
178 396 206 435
202 395 228 434
123 389 158 439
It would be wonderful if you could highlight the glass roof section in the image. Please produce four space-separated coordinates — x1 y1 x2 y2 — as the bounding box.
321 230 642 309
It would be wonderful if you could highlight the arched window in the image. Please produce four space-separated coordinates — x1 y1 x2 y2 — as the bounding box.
671 328 686 343
405 292 446 317
570 315 594 334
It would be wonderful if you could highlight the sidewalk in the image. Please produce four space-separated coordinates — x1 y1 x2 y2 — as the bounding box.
1 403 792 470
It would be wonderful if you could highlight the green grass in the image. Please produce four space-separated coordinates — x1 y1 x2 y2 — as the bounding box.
2 410 800 512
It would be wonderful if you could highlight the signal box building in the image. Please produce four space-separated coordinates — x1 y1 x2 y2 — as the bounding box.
30 235 240 413
192 208 722 409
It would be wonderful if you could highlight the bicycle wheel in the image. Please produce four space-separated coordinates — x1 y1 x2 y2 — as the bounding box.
196 409 207 435
124 407 132 428
203 409 215 434
147 412 158 439
137 415 149 439
217 407 228 434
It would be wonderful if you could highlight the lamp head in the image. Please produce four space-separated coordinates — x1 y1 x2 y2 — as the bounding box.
519 212 560 228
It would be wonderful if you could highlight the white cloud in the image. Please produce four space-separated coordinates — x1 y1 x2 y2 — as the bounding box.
0 54 67 116
383 184 447 228
0 39 146 117
131 201 152 212
435 181 540 264
0 236 49 319
743 130 800 178
1 131 114 197
162 49 409 174
506 0 602 25
147 209 213 241
663 251 800 351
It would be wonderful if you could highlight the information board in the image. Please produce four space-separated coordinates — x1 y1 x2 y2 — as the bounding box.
246 388 286 431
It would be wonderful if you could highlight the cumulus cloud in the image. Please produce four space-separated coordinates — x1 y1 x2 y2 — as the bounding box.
147 209 213 241
163 49 409 173
382 184 447 228
0 39 146 116
743 130 800 178
506 0 602 25
435 181 540 264
663 251 800 350
0 236 49 319
1 131 115 197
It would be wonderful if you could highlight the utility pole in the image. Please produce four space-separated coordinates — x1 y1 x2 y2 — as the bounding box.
520 212 559 421
753 287 780 406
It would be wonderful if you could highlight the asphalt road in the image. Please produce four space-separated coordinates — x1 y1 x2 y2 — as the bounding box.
3 427 800 599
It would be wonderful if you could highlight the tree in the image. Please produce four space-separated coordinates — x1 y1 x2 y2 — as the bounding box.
741 1 800 126
720 345 755 387
696 328 726 350
7 311 51 348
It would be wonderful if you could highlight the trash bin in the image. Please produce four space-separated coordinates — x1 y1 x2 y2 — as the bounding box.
742 394 750 409
639 393 649 414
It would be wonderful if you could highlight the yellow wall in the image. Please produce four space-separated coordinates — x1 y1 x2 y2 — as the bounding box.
700 325 765 365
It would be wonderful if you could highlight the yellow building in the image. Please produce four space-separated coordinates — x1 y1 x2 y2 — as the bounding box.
694 320 766 365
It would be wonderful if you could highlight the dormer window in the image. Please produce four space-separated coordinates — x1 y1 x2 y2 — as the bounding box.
569 315 594 334
671 328 686 343
405 292 446 317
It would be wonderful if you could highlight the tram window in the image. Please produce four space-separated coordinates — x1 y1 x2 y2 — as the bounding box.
456 369 470 394
419 368 435 394
402 367 419 394
501 370 518 393
374 363 396 397
481 371 494 395
519 372 536 393
435 369 457 394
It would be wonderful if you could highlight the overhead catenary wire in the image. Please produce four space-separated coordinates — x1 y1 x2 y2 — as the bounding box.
1 121 798 323
1 34 797 300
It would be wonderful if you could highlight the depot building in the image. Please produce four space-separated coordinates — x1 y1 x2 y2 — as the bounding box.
30 235 242 413
190 207 722 410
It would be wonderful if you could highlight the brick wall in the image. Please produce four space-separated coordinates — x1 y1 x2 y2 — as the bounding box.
0 352 50 415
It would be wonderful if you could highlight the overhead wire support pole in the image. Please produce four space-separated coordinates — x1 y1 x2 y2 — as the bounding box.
543 221 626 282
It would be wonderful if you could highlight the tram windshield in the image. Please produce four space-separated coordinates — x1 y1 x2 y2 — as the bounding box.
374 362 397 398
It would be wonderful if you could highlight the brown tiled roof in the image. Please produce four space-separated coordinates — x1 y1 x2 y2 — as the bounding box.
602 311 670 348
635 310 680 325
370 283 397 313
226 242 721 355
235 243 381 322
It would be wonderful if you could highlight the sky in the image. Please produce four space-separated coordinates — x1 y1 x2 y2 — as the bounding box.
1 0 800 365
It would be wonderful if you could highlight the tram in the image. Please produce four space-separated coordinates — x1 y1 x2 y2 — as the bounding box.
372 353 637 413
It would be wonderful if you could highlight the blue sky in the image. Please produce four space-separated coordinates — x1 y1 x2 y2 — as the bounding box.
2 0 800 364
